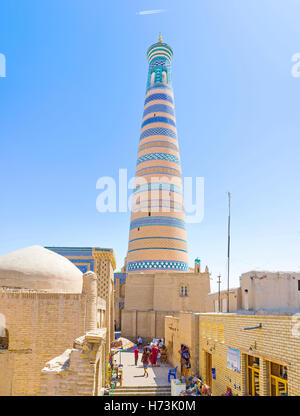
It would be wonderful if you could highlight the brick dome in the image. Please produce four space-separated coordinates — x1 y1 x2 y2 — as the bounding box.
0 245 82 293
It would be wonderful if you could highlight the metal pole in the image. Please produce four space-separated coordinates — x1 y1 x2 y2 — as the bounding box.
227 192 231 313
217 274 221 312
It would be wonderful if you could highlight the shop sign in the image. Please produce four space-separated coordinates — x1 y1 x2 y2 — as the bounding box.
227 347 240 373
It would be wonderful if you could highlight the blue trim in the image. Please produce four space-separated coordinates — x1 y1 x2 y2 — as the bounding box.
129 237 187 243
144 93 173 106
114 272 126 278
141 116 176 128
130 216 186 230
46 247 93 257
114 272 126 285
136 152 180 165
127 260 188 272
143 104 174 117
133 182 182 194
149 56 170 67
69 259 95 272
140 128 177 141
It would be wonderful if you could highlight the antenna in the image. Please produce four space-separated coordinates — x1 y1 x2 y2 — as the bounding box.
227 192 231 313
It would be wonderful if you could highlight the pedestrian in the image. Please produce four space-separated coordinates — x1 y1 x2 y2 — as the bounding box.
134 346 139 366
156 350 161 367
160 345 168 365
151 344 158 366
109 355 113 370
137 336 143 350
141 348 150 377
225 387 232 396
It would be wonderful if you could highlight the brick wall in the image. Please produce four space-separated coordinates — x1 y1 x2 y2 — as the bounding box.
165 312 199 379
0 290 85 396
198 314 300 396
40 329 106 396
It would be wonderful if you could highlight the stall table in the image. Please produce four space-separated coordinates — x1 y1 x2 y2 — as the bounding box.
171 379 187 396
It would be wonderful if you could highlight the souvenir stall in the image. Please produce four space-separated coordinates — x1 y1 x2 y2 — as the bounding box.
171 378 187 396
178 379 212 396
108 337 136 395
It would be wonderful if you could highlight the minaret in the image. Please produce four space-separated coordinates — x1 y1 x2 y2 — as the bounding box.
126 36 188 273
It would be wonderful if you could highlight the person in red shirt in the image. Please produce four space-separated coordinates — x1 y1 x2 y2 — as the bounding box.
134 346 139 366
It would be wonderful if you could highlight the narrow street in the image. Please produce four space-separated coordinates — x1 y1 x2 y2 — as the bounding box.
111 349 173 396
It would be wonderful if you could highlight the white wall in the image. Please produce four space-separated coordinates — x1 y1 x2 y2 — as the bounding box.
241 271 300 311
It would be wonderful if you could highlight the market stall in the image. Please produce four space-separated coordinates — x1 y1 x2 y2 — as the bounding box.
108 337 136 395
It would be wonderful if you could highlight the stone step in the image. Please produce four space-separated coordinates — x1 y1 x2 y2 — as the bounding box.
112 386 171 396
112 391 171 396
115 385 170 391
114 388 171 393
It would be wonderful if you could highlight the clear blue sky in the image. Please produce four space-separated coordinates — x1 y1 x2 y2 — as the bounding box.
1 0 300 292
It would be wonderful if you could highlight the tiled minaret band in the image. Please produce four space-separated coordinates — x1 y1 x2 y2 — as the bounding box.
126 36 188 273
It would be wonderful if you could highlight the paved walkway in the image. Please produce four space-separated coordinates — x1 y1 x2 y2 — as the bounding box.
115 350 172 387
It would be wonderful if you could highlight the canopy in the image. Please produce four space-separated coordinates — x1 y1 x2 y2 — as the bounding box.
111 337 135 351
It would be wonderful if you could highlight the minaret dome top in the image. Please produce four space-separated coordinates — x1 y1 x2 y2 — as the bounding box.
147 35 173 64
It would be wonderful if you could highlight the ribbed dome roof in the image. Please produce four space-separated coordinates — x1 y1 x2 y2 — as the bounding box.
0 245 83 293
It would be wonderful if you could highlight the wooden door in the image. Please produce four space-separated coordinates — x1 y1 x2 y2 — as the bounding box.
206 352 212 387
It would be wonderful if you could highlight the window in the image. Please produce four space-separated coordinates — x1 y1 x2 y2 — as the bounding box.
162 71 167 84
270 362 288 396
180 285 188 297
0 328 9 350
151 72 155 85
298 280 300 291
148 212 151 216
247 355 260 396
